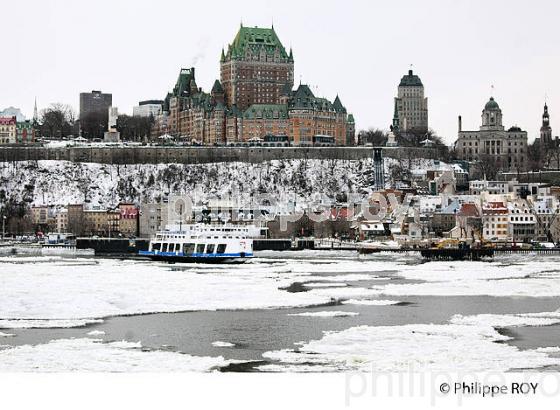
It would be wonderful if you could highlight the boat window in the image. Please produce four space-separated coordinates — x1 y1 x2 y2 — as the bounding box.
196 244 205 253
175 243 182 253
152 243 161 251
206 244 215 253
184 243 195 254
217 244 227 254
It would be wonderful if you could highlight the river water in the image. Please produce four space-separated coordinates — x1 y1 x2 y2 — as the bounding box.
1 251 560 372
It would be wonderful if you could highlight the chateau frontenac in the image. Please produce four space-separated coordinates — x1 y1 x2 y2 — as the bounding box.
152 25 355 146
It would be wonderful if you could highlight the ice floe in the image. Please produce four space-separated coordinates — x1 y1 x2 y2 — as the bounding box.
341 299 401 306
0 252 415 329
0 319 103 329
3 253 560 331
450 312 560 328
303 282 348 288
261 310 560 372
288 311 359 317
0 338 231 372
370 255 560 298
86 330 106 336
211 341 236 348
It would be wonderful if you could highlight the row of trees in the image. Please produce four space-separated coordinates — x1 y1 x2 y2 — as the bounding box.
357 128 447 147
36 104 154 141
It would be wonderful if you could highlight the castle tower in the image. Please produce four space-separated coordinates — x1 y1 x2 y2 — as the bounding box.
220 25 294 110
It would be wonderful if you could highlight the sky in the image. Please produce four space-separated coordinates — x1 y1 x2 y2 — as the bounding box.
1 0 559 144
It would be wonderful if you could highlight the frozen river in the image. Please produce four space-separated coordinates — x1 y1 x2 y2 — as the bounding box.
1 251 560 372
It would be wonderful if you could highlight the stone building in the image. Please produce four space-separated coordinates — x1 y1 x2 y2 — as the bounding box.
393 69 428 133
0 116 17 144
482 201 509 241
455 97 528 171
66 204 138 236
154 25 354 146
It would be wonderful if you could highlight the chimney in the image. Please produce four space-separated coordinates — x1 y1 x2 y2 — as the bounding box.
408 69 413 76
458 115 462 133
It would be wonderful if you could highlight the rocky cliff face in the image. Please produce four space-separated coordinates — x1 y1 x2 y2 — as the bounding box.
0 157 437 210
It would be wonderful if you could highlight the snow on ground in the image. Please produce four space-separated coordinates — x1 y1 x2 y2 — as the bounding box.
288 311 359 318
0 157 437 208
261 312 560 372
0 338 230 372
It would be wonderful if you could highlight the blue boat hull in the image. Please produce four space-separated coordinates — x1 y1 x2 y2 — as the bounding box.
138 250 253 264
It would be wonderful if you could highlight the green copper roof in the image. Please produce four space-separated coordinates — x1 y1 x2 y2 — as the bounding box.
172 67 197 98
399 69 423 87
287 84 346 113
211 79 224 94
333 95 346 113
347 113 355 123
484 97 500 111
16 121 33 130
226 26 289 60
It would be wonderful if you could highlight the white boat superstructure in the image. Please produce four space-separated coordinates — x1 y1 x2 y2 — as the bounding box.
139 224 254 263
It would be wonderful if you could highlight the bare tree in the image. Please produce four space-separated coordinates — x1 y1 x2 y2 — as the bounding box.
39 103 76 139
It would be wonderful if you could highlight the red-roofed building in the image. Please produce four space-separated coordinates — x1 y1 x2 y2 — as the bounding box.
0 116 17 144
451 203 482 240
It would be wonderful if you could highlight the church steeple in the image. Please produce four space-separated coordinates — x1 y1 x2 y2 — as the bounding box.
33 97 38 125
540 102 552 145
543 103 550 127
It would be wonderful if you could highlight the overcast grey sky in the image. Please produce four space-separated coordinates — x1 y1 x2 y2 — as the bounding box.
1 0 558 143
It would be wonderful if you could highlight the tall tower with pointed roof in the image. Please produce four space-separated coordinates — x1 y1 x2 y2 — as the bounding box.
540 103 552 145
33 97 38 125
220 25 294 110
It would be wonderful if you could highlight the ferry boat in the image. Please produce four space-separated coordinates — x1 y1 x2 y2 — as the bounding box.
139 224 254 263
